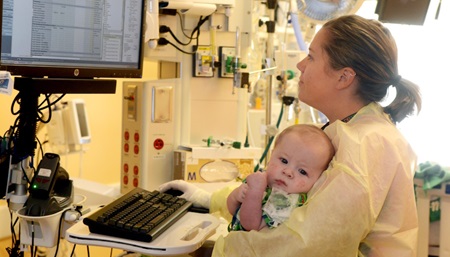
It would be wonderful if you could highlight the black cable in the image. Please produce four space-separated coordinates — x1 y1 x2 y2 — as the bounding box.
192 16 210 46
175 12 208 41
37 93 65 124
162 16 203 46
25 159 34 179
35 135 44 164
87 245 90 257
10 93 22 116
31 221 35 257
158 38 196 54
7 90 67 178
36 94 52 124
54 209 70 257
70 244 77 257
167 28 191 46
176 12 193 39
20 160 32 184
38 93 65 112
158 15 209 55
9 209 17 246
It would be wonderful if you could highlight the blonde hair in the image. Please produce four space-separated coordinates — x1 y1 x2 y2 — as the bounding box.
322 15 421 123
275 124 335 164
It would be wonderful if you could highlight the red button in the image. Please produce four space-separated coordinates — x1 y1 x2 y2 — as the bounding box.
124 163 129 173
133 178 139 187
154 138 164 150
124 131 130 141
134 133 139 142
134 145 139 154
123 175 128 185
124 143 129 153
133 166 139 175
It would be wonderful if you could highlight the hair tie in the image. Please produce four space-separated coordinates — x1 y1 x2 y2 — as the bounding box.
391 75 402 86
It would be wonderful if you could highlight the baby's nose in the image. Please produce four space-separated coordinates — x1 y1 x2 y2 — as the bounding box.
282 168 294 178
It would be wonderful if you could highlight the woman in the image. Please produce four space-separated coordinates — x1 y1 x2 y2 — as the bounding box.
161 15 421 256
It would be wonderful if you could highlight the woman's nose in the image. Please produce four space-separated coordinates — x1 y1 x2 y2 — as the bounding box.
296 57 306 73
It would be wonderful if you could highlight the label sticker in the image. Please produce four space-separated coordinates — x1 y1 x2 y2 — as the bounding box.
0 71 13 96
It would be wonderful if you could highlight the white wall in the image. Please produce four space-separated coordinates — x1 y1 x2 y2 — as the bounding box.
358 0 450 166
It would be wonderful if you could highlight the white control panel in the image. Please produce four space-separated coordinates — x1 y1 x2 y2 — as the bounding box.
121 79 178 194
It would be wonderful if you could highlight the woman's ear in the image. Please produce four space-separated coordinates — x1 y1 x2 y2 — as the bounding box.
337 68 356 89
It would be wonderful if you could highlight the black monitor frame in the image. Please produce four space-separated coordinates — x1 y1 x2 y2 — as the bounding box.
0 1 146 79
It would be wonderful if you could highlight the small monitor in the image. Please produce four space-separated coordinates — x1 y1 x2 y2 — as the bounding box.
0 0 146 79
376 0 431 25
64 99 91 145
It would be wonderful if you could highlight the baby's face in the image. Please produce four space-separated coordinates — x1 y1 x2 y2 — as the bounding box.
265 132 327 194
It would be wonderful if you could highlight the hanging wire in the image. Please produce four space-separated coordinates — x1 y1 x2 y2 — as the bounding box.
253 103 284 172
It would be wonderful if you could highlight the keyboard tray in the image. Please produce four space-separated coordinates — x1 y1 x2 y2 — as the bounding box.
67 211 220 256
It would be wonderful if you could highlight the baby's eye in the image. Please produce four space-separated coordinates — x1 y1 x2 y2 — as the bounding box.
299 169 307 176
280 158 288 164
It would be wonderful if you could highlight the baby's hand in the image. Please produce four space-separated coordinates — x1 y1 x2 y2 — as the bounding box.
246 172 267 192
235 184 248 203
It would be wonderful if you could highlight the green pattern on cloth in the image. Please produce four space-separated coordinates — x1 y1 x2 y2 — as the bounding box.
228 187 307 231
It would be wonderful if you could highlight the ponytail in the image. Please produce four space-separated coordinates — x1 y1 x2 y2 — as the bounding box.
384 77 421 123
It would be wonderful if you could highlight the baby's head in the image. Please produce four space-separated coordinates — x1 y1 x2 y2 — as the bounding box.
266 124 335 194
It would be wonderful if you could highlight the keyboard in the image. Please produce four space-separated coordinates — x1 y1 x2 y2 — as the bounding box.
83 187 192 242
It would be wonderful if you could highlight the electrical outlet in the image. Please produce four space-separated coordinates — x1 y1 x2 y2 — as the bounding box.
219 46 235 78
192 45 214 77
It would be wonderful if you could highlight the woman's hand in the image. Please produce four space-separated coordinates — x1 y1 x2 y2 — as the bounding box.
159 180 211 208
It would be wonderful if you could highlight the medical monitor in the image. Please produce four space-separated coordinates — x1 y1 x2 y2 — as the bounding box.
0 0 146 79
375 0 431 25
64 99 91 145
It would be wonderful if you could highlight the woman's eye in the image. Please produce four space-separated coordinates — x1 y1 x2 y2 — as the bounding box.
299 169 307 176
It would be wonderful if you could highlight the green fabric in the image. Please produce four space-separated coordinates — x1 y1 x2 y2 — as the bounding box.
415 161 450 190
414 162 450 222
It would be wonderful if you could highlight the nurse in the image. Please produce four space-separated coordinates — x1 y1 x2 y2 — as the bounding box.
161 14 421 256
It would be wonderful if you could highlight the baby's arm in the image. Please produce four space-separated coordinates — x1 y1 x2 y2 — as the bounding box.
227 183 248 215
239 172 268 231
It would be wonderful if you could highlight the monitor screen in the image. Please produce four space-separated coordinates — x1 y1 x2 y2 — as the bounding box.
0 0 146 79
375 0 431 25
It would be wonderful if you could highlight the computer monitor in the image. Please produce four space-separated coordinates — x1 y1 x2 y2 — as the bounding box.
0 0 147 199
0 0 146 79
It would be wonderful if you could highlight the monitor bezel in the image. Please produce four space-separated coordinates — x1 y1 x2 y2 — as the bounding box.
0 1 146 79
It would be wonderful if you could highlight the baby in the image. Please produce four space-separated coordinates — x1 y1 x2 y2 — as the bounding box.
227 124 334 231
